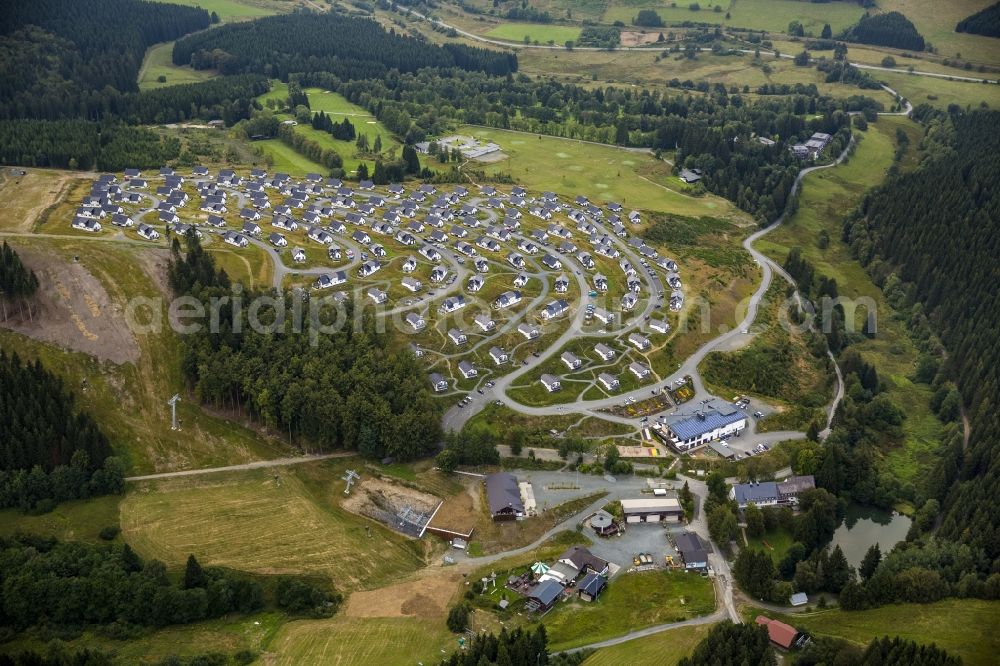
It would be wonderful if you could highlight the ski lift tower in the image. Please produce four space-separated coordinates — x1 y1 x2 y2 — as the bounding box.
167 394 181 430
342 469 360 494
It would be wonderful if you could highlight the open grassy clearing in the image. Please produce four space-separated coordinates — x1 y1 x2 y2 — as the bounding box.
876 70 1000 110
880 0 1000 65
581 622 711 666
459 125 744 219
268 616 455 666
0 168 80 233
0 495 122 544
486 22 581 44
756 118 946 487
750 599 1000 666
1 610 286 664
543 570 716 651
601 0 864 34
121 461 427 591
744 527 795 564
138 41 218 90
148 0 279 21
205 238 274 289
0 238 292 474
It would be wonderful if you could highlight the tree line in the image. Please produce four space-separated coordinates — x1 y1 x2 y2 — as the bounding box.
0 349 124 512
0 241 38 321
0 121 181 171
172 13 517 80
168 233 442 461
0 535 337 632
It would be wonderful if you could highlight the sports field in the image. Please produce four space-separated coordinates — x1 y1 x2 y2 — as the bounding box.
120 463 426 591
458 125 744 219
486 23 581 44
138 42 218 90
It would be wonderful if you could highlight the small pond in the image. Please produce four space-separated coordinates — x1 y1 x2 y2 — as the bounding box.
829 504 912 568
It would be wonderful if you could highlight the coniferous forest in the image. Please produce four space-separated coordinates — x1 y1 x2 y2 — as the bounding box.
844 110 1000 568
171 13 518 79
169 233 442 461
842 11 926 51
955 2 1000 38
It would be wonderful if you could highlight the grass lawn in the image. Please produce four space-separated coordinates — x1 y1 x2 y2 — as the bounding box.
752 599 1000 666
458 125 744 220
756 118 946 489
268 616 455 666
582 623 712 666
120 460 426 592
486 23 581 44
0 495 122 544
253 139 328 176
542 570 716 651
148 0 278 21
602 0 864 34
206 239 273 290
745 528 795 564
138 42 218 90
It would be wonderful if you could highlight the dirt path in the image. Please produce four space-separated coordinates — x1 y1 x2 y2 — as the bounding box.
125 452 351 481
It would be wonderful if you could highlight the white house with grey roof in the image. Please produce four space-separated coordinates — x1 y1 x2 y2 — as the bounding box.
458 360 478 379
594 343 616 361
540 374 561 392
598 373 620 391
489 347 509 365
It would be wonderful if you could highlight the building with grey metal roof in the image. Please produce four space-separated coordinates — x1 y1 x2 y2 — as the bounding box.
660 404 747 452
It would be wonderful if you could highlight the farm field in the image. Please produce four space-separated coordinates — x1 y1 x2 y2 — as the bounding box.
486 22 581 44
120 461 427 591
542 570 716 651
457 125 744 219
517 48 896 104
751 599 1000 665
268 616 454 665
581 623 711 666
876 70 1000 110
139 41 218 90
148 0 279 21
880 0 1000 65
756 117 947 486
601 0 864 34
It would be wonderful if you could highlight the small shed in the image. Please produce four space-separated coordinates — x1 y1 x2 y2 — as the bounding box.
590 510 618 537
790 592 808 607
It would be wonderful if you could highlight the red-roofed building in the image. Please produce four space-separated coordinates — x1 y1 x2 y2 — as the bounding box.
755 615 799 649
